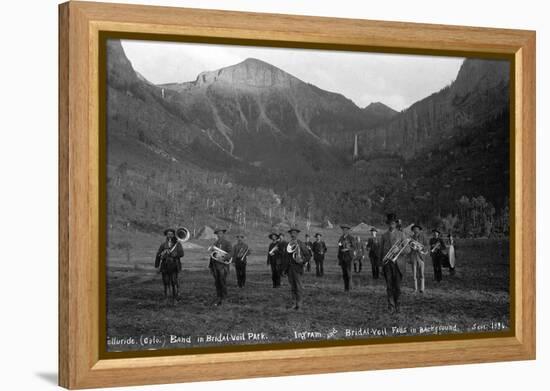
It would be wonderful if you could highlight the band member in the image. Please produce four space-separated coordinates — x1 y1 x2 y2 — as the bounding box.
232 232 250 288
311 233 327 277
429 229 446 283
304 234 313 272
284 227 311 310
367 228 380 279
278 231 289 276
337 224 356 291
154 228 184 299
409 224 428 293
266 232 283 288
209 227 233 306
353 236 364 274
379 213 409 313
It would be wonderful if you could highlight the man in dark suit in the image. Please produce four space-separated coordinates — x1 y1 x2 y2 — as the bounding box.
367 227 380 279
154 228 184 298
266 232 283 288
283 227 311 310
311 233 327 277
337 224 356 291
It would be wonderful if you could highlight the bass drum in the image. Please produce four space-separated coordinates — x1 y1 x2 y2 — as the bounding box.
448 245 456 268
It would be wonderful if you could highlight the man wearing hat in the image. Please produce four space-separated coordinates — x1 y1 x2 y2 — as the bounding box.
283 227 311 310
378 213 409 313
429 229 446 283
266 232 283 287
409 224 428 293
337 224 356 291
209 228 233 306
367 228 380 279
232 231 251 288
311 233 327 277
154 228 185 298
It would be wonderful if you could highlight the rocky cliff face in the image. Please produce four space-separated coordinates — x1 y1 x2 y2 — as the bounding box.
359 59 510 159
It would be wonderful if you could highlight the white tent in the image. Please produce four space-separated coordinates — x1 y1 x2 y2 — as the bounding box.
197 225 216 240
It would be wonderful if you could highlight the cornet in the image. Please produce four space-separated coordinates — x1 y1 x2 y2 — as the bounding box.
430 242 441 253
268 245 279 256
410 239 428 255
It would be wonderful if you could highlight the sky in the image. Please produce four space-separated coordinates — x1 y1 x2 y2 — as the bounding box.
121 39 465 111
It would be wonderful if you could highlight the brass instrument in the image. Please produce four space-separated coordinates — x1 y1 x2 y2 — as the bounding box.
175 227 191 243
410 239 428 255
382 238 411 264
286 241 304 264
268 245 279 256
236 246 250 261
430 241 441 253
208 245 232 264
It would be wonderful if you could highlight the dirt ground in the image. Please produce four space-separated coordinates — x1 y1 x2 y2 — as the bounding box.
106 234 510 352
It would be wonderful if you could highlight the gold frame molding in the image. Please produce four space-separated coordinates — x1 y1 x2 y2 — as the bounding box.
59 1 536 389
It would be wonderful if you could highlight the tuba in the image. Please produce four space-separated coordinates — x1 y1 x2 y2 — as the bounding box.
176 227 191 243
382 238 411 264
208 245 232 264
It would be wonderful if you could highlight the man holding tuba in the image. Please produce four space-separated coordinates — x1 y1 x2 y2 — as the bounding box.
337 224 356 292
284 226 311 310
378 213 410 313
266 232 283 288
208 227 233 306
154 228 185 298
232 231 251 288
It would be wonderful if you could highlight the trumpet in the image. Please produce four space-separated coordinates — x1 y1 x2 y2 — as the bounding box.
430 242 441 253
208 245 232 264
236 246 250 261
268 245 279 256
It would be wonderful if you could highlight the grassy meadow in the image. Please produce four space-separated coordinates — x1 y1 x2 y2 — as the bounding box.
106 227 510 352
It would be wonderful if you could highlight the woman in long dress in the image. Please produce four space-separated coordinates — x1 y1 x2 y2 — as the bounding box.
448 233 456 275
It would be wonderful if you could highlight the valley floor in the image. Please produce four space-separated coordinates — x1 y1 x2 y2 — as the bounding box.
106 238 510 352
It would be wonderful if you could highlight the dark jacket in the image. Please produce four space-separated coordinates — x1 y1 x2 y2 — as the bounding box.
232 242 250 264
337 234 356 265
311 240 327 260
283 239 311 274
209 238 233 269
155 240 184 270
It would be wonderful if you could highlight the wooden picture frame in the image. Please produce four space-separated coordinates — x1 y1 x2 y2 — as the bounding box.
58 1 536 389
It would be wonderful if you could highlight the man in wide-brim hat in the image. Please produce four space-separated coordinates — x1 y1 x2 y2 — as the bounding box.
283 226 311 310
337 223 356 291
410 223 428 293
267 232 283 288
154 227 184 299
209 227 232 306
429 228 446 283
232 231 250 289
378 213 409 313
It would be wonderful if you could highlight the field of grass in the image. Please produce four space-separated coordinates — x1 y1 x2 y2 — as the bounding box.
106 229 510 352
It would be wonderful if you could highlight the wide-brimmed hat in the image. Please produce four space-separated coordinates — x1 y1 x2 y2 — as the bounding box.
432 229 441 234
163 228 176 235
287 226 301 234
386 213 398 223
314 232 322 237
411 224 423 231
340 223 351 229
235 231 246 238
268 232 280 240
370 227 378 232
213 227 227 234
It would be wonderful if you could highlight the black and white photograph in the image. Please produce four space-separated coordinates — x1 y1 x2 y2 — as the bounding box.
105 38 511 353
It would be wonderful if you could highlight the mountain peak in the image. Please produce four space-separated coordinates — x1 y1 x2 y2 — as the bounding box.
195 57 297 88
363 102 398 117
